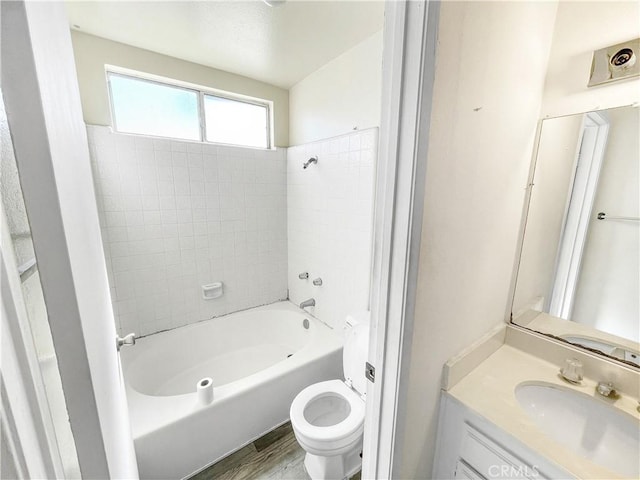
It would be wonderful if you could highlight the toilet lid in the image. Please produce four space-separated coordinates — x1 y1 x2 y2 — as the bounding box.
290 379 365 443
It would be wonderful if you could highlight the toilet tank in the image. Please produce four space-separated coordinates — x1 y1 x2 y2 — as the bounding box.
343 315 370 397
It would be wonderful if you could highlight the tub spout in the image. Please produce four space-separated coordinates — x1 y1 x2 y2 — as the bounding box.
299 298 315 309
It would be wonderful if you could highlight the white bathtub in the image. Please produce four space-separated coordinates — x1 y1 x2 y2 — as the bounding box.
120 301 343 479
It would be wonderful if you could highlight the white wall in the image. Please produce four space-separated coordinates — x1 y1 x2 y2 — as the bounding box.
397 2 558 477
70 31 290 147
541 1 640 117
289 31 383 146
87 126 288 337
287 129 377 330
573 107 639 341
0 92 34 265
512 114 584 314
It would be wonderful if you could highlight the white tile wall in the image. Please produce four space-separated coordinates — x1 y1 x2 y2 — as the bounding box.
87 126 288 336
287 128 377 330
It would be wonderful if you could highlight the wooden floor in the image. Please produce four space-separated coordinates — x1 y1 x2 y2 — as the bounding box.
189 423 362 480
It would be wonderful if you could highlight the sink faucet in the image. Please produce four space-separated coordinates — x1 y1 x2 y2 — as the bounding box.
596 381 618 398
299 298 315 309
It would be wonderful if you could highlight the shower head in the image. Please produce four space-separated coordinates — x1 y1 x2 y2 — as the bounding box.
303 156 318 170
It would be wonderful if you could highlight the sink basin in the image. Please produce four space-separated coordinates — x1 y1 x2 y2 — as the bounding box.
515 382 640 478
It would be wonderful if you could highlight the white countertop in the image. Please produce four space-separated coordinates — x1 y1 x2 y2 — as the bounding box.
448 344 640 480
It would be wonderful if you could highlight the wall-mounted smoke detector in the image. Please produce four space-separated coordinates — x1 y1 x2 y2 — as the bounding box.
588 38 640 87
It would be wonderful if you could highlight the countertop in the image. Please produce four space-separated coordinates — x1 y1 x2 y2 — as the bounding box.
448 344 640 480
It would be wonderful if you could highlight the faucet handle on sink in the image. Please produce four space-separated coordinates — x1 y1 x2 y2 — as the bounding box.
560 358 583 384
596 381 618 398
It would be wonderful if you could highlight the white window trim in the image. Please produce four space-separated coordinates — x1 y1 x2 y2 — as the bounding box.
105 65 274 149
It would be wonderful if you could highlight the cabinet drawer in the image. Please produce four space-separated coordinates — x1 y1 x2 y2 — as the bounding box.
460 423 546 480
455 459 486 480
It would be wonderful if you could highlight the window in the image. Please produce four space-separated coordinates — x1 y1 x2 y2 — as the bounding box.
107 70 272 148
204 95 268 148
109 73 200 141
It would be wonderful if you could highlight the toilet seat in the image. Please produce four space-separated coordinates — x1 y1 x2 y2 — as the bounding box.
290 379 365 446
290 317 370 479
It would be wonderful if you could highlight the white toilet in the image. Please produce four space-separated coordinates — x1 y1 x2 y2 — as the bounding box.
290 314 370 480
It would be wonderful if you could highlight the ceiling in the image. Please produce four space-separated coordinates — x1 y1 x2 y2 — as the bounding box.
64 1 385 89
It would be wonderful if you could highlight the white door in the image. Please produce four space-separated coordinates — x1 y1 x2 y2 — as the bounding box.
1 1 138 478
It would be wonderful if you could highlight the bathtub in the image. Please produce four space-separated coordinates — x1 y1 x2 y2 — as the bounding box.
120 301 343 479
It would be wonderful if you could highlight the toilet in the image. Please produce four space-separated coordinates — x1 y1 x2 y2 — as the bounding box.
290 314 370 480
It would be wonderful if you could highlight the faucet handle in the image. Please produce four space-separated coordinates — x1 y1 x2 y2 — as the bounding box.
596 381 618 398
116 333 136 351
298 272 309 279
560 358 583 384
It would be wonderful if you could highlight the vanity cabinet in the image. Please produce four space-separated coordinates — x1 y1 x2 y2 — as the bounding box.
433 393 573 480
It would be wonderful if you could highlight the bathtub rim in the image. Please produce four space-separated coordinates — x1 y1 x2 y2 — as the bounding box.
121 300 344 439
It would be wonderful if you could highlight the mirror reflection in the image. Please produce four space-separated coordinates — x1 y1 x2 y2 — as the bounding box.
512 105 639 367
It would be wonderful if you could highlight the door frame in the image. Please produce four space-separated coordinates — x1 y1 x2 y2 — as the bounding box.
548 111 609 318
2 0 439 477
1 1 139 477
363 1 439 477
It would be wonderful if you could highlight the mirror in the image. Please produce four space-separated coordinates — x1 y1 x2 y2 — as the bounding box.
512 105 639 367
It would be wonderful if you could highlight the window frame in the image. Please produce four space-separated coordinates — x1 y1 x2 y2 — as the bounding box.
201 91 271 149
105 66 273 149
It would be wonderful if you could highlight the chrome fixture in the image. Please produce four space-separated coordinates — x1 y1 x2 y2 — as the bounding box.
298 272 309 279
312 277 323 286
17 257 37 283
299 298 315 309
116 333 136 351
303 156 318 169
263 0 286 7
597 211 640 222
596 381 618 398
559 358 583 384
